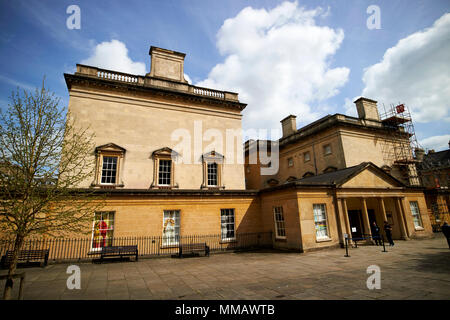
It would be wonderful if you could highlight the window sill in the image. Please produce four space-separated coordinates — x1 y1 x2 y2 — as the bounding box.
316 237 332 243
275 237 287 242
219 239 236 244
415 226 424 231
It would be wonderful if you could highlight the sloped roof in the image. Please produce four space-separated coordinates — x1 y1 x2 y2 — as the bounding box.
419 149 450 170
294 162 405 187
260 162 406 193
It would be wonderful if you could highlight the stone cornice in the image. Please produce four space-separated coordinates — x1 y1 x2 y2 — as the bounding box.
64 66 247 112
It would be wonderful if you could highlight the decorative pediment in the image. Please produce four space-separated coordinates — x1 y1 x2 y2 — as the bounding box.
151 147 180 159
202 150 224 163
267 178 279 187
286 176 297 182
340 166 404 188
95 143 126 154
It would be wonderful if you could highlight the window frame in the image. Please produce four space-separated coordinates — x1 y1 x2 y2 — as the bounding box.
93 143 126 188
207 162 218 187
287 157 294 167
273 206 286 239
303 151 311 162
409 201 423 229
100 155 118 185
220 208 236 242
162 210 181 247
202 151 224 189
90 211 115 252
150 147 179 189
313 204 330 240
158 159 172 186
323 144 332 156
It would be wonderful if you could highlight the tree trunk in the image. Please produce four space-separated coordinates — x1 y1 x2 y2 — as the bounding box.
3 234 24 300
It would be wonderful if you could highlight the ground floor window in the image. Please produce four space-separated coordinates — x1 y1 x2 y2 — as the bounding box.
92 211 115 250
273 206 286 238
220 209 235 241
313 204 329 239
163 210 180 246
409 201 423 228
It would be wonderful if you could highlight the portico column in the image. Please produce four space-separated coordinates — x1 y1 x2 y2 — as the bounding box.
341 198 352 244
399 197 411 238
379 198 388 222
361 198 372 242
394 197 408 240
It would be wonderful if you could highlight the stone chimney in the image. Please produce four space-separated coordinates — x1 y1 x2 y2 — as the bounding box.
281 115 297 138
148 46 187 83
354 97 380 121
414 148 425 162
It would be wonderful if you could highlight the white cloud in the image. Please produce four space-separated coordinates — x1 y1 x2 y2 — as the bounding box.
184 73 192 84
362 13 450 123
81 40 146 75
420 134 450 152
196 1 349 135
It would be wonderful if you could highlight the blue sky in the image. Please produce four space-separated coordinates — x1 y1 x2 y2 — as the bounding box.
0 0 449 150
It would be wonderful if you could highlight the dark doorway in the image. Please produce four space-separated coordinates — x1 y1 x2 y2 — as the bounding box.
368 209 377 226
348 210 364 239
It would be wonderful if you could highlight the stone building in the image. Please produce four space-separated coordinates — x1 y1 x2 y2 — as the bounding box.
55 46 433 253
415 145 450 229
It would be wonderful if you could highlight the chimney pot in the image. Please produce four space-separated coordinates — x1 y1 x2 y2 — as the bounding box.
280 115 297 138
148 46 187 82
354 97 380 121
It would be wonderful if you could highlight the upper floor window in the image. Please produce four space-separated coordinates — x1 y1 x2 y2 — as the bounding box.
304 151 311 162
207 162 218 186
151 147 179 189
93 143 126 188
158 159 172 186
323 144 332 156
101 156 118 184
202 151 224 189
288 157 294 167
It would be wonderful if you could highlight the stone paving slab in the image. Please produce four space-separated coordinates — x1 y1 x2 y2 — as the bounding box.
0 234 449 300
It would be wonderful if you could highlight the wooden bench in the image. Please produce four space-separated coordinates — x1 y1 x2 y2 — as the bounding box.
1 249 49 268
100 245 138 263
178 243 210 258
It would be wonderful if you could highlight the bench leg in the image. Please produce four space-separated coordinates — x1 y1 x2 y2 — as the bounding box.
135 252 138 261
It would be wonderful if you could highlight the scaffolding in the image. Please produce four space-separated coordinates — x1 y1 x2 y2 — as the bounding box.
379 103 421 186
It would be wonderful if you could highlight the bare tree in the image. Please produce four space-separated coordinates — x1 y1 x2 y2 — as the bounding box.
0 80 104 299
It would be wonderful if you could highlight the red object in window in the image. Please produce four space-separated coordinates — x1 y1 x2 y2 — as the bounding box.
99 220 108 247
435 177 440 188
396 104 405 113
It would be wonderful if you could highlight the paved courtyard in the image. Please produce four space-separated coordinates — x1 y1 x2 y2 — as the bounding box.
1 234 449 300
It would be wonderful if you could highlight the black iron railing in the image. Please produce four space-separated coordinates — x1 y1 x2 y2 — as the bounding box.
0 232 273 264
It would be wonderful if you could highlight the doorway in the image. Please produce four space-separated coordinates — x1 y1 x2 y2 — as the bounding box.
348 210 364 239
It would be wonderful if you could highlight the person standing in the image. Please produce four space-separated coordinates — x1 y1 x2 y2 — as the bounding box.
384 221 394 246
371 221 382 246
442 221 450 249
